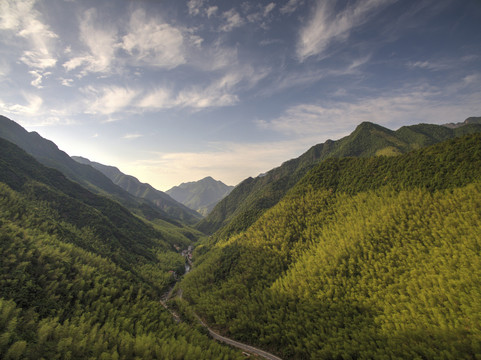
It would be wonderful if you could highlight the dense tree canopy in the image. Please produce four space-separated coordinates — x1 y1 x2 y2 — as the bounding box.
181 133 481 359
0 138 243 359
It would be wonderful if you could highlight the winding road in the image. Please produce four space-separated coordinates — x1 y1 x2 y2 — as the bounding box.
160 248 283 360
195 315 283 360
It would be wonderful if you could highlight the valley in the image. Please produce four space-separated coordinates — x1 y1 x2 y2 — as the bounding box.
1 115 481 359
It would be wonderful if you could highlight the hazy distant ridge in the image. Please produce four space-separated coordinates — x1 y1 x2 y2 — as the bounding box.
0 115 200 225
166 177 234 216
73 156 202 223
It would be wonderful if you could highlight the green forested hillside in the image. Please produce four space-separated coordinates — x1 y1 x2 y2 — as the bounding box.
197 120 481 238
180 133 481 359
0 138 242 359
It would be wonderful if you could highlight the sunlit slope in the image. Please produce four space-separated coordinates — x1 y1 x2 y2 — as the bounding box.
181 133 481 359
0 137 243 359
197 120 481 237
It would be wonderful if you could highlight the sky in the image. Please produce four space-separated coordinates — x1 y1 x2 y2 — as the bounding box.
1 0 480 191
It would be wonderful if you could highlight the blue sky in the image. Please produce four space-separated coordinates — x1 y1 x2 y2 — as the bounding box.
1 0 480 190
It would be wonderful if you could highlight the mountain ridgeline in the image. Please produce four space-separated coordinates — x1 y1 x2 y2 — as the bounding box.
0 115 200 225
197 118 481 237
180 131 481 359
166 177 234 216
72 156 202 224
2 113 481 359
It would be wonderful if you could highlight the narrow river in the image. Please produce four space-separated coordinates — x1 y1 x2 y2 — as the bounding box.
161 246 283 360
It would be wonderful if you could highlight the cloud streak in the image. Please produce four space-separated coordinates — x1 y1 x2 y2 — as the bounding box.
82 85 140 115
63 8 118 74
259 83 481 140
1 0 58 89
297 0 393 61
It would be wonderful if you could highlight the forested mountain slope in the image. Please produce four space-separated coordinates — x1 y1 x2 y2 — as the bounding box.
0 115 198 225
166 177 234 216
73 156 202 224
197 119 481 237
0 137 243 359
180 133 481 359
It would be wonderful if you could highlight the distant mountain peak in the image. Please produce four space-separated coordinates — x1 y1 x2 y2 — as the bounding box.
72 156 202 223
443 116 481 129
166 177 234 216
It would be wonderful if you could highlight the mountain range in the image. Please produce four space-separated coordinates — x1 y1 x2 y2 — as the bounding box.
197 118 481 237
166 177 234 216
1 113 481 359
0 115 200 225
72 156 202 223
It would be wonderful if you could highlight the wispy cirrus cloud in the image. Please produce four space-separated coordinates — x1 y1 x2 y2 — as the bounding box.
138 64 269 111
63 8 118 75
120 9 186 69
220 9 244 32
138 74 240 110
280 0 304 14
297 0 393 62
258 82 481 140
123 133 143 140
64 7 189 77
0 92 44 116
1 0 58 87
187 0 204 16
82 85 140 115
260 55 370 97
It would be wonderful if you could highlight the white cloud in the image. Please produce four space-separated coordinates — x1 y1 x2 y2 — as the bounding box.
297 0 393 61
175 74 240 108
0 92 43 116
123 133 143 140
264 3 276 16
261 55 370 96
138 88 173 109
28 69 50 88
138 65 268 111
0 0 58 89
463 74 480 86
20 51 57 69
258 85 481 139
63 8 117 74
406 60 451 71
82 85 140 115
60 78 74 87
221 9 244 32
206 6 218 18
120 9 186 69
187 0 204 16
247 3 277 24
137 74 240 110
280 0 303 14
